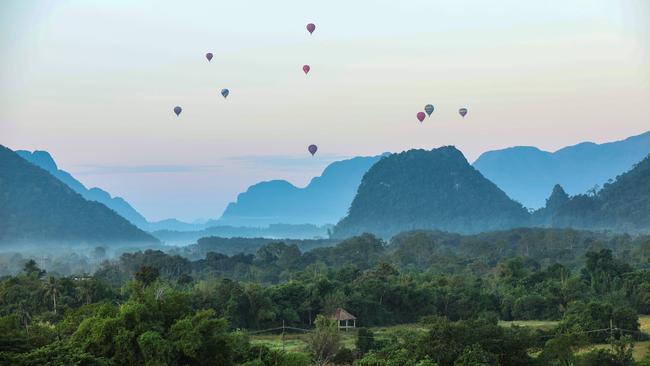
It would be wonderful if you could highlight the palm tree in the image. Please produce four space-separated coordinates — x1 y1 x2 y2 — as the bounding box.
16 303 31 334
76 280 93 305
44 276 61 314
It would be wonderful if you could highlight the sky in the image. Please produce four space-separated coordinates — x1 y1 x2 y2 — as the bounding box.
1 0 649 222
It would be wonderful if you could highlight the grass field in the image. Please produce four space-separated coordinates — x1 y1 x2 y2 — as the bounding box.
640 315 650 333
576 315 650 362
250 316 650 361
579 341 649 361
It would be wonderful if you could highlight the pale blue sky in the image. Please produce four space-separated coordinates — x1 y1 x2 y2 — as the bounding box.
1 1 649 221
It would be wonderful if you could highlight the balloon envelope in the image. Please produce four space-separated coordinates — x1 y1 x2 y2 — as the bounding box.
424 104 434 117
173 106 182 116
459 108 468 117
221 89 229 98
205 53 213 61
303 65 310 74
306 23 316 34
417 112 426 122
308 144 318 156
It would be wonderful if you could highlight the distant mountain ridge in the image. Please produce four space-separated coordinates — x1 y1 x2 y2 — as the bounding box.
0 145 157 245
14 130 648 235
332 145 650 238
218 154 388 226
332 147 530 238
16 150 150 228
534 153 650 232
15 150 206 232
473 131 650 208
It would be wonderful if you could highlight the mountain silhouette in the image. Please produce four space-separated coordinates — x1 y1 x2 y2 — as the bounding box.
473 131 650 208
536 154 650 233
218 154 387 226
332 146 529 238
0 146 157 245
16 150 149 228
15 150 208 232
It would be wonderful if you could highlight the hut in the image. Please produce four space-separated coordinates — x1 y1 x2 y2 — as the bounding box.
330 308 357 331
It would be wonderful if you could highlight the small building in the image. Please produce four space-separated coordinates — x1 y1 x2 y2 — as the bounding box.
330 308 357 331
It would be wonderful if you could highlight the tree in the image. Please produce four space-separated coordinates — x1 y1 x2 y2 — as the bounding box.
609 334 634 366
453 344 496 366
137 331 174 366
23 260 45 278
169 309 242 366
135 266 160 286
356 327 375 354
43 276 62 314
307 315 341 366
539 333 586 366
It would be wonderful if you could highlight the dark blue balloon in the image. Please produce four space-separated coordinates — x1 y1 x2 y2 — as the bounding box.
424 104 434 117
221 89 229 98
173 106 182 116
308 144 317 156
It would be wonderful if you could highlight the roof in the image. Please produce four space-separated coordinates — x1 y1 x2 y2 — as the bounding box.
330 308 357 321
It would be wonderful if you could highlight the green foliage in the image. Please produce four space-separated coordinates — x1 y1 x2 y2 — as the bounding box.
415 316 535 365
0 230 648 365
453 344 496 366
135 265 160 286
558 301 639 343
357 327 375 354
538 333 586 366
307 315 342 365
578 338 635 366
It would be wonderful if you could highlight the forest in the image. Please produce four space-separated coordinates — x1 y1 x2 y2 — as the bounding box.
1 228 649 365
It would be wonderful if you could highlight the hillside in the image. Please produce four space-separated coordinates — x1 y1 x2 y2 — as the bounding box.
15 150 210 232
332 146 529 238
16 150 150 228
538 154 650 232
0 145 157 245
218 154 387 226
473 130 650 208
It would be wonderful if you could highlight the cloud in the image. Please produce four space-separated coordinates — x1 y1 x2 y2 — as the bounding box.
224 154 352 171
71 164 222 175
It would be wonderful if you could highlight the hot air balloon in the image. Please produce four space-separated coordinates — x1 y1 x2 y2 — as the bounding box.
173 106 182 116
306 23 316 34
205 53 213 62
417 112 426 123
459 108 468 117
221 89 229 98
308 144 318 156
424 104 434 117
303 65 310 75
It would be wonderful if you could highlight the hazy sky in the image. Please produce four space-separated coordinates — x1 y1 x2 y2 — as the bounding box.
1 0 649 221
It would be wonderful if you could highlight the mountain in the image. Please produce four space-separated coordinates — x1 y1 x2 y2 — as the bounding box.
218 154 387 226
536 154 650 232
0 145 157 245
473 131 650 209
14 150 209 232
331 147 530 238
15 150 150 229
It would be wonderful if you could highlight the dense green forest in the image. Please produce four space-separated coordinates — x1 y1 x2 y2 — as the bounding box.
1 229 649 365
